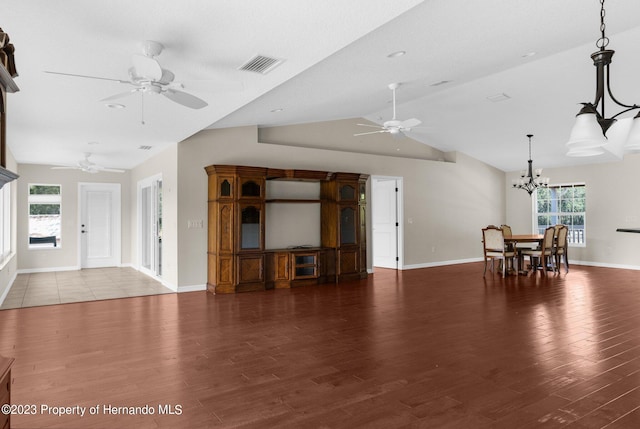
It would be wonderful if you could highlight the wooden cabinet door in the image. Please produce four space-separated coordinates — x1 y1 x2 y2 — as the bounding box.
236 254 265 292
274 252 289 281
338 247 359 276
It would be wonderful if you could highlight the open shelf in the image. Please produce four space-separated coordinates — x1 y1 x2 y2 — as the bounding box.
266 198 321 204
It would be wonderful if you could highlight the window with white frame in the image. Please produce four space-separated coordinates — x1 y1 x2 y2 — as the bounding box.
28 184 62 248
534 184 586 245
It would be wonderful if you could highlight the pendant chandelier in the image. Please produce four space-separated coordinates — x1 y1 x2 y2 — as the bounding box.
513 134 549 196
566 0 640 156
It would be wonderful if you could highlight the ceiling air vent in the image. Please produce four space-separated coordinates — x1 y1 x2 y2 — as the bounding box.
138 145 153 150
238 55 283 74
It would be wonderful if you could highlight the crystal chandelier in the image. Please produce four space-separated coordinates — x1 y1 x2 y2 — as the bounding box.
566 0 640 156
513 134 549 196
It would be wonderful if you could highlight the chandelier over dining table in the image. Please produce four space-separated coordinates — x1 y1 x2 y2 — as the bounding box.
566 0 640 156
513 134 549 196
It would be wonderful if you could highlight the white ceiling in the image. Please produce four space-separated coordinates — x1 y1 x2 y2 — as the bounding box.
4 0 640 173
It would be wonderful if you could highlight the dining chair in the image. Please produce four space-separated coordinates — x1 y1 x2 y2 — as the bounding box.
553 224 569 273
501 224 514 251
482 226 517 277
520 226 556 274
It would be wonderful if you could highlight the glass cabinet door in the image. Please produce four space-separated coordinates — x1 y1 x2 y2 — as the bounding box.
339 184 356 201
241 205 261 249
340 206 356 245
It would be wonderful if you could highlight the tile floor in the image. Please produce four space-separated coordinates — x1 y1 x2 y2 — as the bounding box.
0 267 174 310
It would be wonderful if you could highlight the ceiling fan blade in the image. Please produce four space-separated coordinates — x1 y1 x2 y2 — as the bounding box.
356 123 385 129
163 89 208 109
92 165 125 173
400 118 422 128
44 70 128 83
100 90 137 102
354 130 389 137
51 166 79 170
132 54 163 80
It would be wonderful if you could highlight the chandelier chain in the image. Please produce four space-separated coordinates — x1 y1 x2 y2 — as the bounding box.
597 0 609 49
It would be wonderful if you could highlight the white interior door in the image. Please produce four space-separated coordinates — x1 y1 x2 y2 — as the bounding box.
80 183 121 268
138 175 162 278
372 176 403 269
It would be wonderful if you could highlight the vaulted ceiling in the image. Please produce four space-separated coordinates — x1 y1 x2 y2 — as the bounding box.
5 0 640 172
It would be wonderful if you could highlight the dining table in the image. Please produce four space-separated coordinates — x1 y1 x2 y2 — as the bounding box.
504 234 544 274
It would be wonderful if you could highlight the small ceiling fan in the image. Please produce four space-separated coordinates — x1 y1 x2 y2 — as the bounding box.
45 40 208 111
51 153 125 174
355 82 422 138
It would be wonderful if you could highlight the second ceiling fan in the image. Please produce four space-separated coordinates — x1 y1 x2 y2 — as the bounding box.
355 82 421 138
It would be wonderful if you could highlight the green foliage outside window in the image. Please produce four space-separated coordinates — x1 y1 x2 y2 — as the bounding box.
29 185 61 195
535 184 586 244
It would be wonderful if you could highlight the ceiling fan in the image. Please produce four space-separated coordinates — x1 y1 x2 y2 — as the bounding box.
51 153 125 174
354 82 422 138
45 40 208 111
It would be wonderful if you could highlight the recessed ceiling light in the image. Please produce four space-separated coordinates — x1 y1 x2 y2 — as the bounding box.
387 50 406 58
270 108 284 113
522 51 537 58
106 103 125 109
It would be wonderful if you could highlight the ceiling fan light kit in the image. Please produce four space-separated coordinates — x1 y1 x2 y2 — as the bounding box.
567 0 640 156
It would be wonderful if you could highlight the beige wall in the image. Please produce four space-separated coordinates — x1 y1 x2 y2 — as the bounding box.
0 148 18 301
130 144 179 289
175 124 506 287
16 164 131 271
506 153 640 268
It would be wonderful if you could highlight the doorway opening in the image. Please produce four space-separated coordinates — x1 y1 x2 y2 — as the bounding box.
138 175 162 279
371 176 403 270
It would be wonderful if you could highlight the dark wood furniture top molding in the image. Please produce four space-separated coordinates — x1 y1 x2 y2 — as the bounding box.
0 28 19 185
0 167 17 189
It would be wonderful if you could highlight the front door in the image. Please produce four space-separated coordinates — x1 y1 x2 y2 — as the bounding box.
79 183 121 268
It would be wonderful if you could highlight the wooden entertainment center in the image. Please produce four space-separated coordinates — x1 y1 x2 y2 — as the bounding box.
205 165 368 294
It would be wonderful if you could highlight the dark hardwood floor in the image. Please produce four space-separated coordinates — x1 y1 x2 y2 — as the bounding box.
1 262 640 428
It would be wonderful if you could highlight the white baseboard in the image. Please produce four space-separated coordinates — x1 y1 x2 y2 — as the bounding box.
401 258 640 272
0 271 18 307
402 257 483 270
569 260 640 271
17 265 80 274
178 284 207 293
